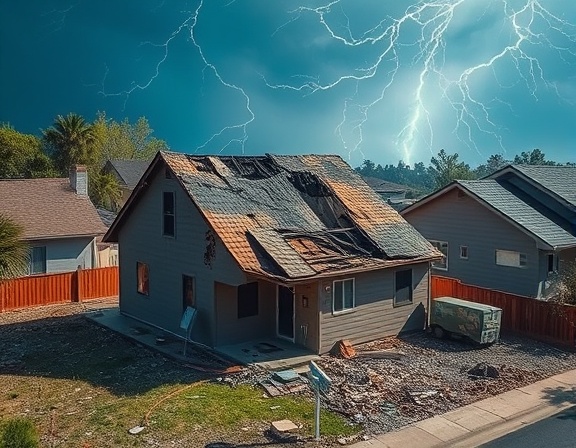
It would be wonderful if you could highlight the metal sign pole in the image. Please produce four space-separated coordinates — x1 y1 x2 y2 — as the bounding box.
314 382 321 441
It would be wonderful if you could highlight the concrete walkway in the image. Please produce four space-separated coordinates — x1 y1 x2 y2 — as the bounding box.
351 369 576 448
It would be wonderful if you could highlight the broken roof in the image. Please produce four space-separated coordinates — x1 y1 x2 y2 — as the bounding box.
105 152 438 281
0 178 108 240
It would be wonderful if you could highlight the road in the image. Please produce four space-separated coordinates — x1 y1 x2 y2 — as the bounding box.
480 406 576 448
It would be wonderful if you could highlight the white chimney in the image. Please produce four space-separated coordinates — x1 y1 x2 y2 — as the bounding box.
70 165 88 196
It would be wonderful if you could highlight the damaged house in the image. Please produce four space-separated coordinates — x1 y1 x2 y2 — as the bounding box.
103 151 439 354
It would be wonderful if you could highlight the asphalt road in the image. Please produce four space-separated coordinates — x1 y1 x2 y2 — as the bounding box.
480 406 576 448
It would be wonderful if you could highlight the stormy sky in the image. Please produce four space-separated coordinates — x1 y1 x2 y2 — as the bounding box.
1 0 575 168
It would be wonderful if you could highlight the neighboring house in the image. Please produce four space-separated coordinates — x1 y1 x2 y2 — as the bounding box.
362 176 418 211
402 165 576 298
101 159 151 209
0 166 108 274
96 208 119 267
104 151 439 354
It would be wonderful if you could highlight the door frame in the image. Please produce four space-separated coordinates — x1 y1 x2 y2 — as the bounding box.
276 285 295 342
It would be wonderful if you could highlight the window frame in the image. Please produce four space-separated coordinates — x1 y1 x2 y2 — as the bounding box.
495 249 527 268
430 240 448 270
137 262 149 296
332 278 355 314
162 191 176 237
394 269 413 307
237 282 259 319
29 246 47 275
460 245 469 260
182 274 195 310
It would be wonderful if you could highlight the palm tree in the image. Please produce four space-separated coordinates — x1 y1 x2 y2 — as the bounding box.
43 113 100 175
89 171 122 211
0 215 29 281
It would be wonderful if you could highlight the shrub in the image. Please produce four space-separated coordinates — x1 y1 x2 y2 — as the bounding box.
0 418 39 448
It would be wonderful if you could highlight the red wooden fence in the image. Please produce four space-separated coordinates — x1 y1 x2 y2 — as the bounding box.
0 267 119 312
431 275 576 348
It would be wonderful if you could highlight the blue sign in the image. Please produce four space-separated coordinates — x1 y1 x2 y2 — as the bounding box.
309 360 332 393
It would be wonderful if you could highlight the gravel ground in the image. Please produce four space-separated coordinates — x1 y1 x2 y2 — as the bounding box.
315 333 576 435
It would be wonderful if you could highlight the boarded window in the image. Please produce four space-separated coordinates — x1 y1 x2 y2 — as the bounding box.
182 275 195 310
238 282 258 318
30 246 46 274
496 250 526 268
163 192 175 237
333 278 355 312
137 262 149 295
430 240 448 270
395 269 413 306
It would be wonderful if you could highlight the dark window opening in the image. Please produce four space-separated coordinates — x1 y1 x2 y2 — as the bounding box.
182 275 195 310
395 269 413 305
137 262 149 295
547 254 555 273
163 192 175 237
238 282 258 318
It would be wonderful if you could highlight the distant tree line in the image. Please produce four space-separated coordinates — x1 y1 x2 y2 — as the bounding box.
356 148 573 194
0 112 169 210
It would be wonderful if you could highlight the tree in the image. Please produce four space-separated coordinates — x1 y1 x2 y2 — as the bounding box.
0 215 29 281
42 113 100 175
0 125 55 178
548 261 576 306
513 148 556 165
429 149 475 189
93 113 168 163
474 154 509 178
89 171 122 211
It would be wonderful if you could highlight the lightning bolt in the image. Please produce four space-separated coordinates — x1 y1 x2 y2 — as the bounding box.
266 0 576 164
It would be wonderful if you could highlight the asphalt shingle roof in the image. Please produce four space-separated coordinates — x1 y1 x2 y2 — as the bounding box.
512 165 576 207
156 152 438 281
106 160 151 188
458 180 576 249
0 178 108 240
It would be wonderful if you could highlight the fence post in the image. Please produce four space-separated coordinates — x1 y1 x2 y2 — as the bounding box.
71 269 79 303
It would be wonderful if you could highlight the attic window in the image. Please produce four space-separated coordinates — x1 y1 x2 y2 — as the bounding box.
163 192 175 237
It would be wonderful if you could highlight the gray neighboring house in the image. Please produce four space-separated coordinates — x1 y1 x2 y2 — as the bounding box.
402 165 576 298
104 151 439 354
102 159 151 209
0 166 108 274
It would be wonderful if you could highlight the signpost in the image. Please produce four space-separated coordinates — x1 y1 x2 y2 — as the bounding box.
308 360 332 441
180 307 197 357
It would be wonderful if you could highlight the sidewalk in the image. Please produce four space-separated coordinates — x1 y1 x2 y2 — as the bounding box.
351 369 576 448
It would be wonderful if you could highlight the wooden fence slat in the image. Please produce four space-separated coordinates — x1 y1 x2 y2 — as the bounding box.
431 275 575 348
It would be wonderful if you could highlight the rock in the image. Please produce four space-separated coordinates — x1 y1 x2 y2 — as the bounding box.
270 419 298 433
128 425 145 435
468 362 499 378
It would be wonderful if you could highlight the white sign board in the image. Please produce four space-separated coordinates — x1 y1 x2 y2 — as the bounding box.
309 360 332 393
180 306 197 330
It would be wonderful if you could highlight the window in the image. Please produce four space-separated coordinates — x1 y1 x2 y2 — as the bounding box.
137 262 149 295
496 250 527 268
395 269 413 306
182 275 195 310
238 282 258 318
460 246 469 259
30 246 46 274
163 192 175 237
547 254 556 273
333 278 355 313
430 240 448 270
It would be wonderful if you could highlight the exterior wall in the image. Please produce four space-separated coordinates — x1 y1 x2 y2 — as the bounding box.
559 248 576 271
214 279 276 346
404 189 542 297
318 263 429 354
29 236 97 274
117 166 245 346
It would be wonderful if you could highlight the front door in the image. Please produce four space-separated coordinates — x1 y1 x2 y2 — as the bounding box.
277 286 294 340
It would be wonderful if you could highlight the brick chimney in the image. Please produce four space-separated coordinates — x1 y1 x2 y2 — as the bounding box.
69 165 88 196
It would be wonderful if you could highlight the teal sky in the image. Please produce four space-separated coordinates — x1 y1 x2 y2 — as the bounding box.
1 0 575 168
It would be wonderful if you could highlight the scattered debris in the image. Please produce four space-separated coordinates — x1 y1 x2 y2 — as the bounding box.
356 350 405 360
334 339 356 359
258 369 309 397
468 362 500 379
128 426 145 435
270 419 298 433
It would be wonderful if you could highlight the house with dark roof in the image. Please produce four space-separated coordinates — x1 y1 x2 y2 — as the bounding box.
0 166 108 274
402 165 576 298
104 151 440 354
101 159 151 209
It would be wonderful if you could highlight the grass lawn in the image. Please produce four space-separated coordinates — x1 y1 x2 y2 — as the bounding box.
0 314 357 447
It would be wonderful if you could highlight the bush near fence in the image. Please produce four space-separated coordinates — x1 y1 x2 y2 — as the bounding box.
431 275 576 348
0 266 119 312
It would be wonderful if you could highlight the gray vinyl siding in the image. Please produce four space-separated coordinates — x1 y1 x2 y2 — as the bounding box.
318 263 429 354
214 280 276 346
117 167 245 346
404 189 541 297
29 236 96 273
